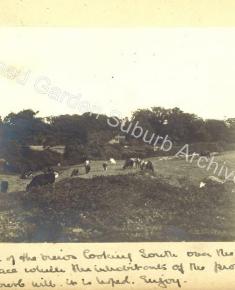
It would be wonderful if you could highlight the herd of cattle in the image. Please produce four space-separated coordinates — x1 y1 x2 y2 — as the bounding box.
0 150 219 194
0 157 155 193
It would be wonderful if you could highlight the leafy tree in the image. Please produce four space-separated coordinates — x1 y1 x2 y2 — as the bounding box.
205 119 230 142
3 110 48 145
49 115 87 145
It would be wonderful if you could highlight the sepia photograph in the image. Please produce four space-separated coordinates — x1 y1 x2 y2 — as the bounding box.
1 27 235 243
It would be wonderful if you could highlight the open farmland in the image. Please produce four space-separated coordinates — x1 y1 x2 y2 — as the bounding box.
0 151 235 242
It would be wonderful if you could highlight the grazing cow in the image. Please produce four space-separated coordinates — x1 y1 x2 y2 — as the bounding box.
130 158 139 168
199 181 206 188
43 167 59 178
130 158 142 168
109 158 116 164
153 146 159 152
146 161 154 172
140 160 154 172
0 181 8 193
200 151 211 158
20 170 33 180
135 158 142 168
54 171 59 179
84 160 91 174
103 162 108 171
123 158 134 169
26 172 56 191
71 169 79 177
140 160 147 170
85 164 91 174
192 152 200 158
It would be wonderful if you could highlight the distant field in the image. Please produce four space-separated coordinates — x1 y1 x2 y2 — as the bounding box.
0 151 235 242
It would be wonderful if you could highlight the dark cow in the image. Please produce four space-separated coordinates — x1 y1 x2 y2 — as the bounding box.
140 160 154 172
71 169 79 177
200 151 211 158
26 173 56 191
43 167 59 178
20 170 33 180
146 161 154 172
103 162 108 171
0 181 8 193
85 164 91 174
123 158 134 169
140 160 146 170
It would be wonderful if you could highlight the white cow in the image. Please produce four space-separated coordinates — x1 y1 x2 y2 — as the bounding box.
110 158 117 164
54 172 59 179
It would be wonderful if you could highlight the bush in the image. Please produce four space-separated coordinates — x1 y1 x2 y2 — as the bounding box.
2 143 62 173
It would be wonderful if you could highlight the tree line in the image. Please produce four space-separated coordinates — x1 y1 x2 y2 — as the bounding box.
0 107 234 172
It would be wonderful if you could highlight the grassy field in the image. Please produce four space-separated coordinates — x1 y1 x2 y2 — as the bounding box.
0 151 235 242
2 150 235 192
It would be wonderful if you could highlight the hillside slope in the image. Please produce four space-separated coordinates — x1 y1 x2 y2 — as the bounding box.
0 172 232 242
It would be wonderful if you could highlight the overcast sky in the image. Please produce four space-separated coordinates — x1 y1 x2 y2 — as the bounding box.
0 28 235 120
